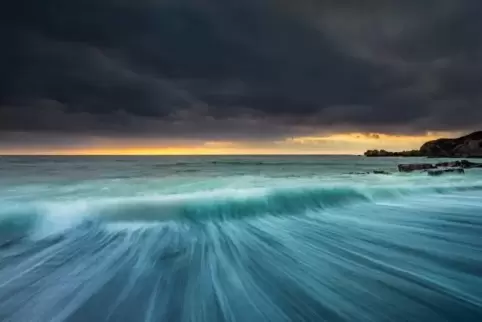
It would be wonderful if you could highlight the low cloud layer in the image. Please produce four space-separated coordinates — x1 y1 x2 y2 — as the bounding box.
1 0 482 147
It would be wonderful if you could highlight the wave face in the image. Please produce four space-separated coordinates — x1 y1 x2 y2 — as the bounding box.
1 156 482 321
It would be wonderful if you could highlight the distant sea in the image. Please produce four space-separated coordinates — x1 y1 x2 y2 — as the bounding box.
1 155 482 321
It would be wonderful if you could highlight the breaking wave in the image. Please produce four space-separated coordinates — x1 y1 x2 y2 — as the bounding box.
1 167 482 321
2 180 482 235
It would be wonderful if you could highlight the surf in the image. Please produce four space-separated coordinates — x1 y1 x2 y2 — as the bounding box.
1 177 482 240
1 156 482 321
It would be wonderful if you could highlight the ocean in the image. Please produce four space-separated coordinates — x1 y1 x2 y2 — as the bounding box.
0 155 481 321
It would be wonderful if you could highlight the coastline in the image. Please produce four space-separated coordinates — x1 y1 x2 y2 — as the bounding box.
365 131 482 158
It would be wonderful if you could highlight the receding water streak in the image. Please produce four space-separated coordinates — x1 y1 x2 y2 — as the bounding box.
0 156 481 321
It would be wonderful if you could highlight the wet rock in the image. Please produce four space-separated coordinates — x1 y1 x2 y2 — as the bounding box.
427 168 465 176
435 160 482 169
349 170 391 175
459 160 482 168
373 170 391 175
364 149 422 157
398 159 482 173
398 163 436 172
435 161 461 168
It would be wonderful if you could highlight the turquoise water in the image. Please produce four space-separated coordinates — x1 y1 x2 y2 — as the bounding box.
1 156 482 321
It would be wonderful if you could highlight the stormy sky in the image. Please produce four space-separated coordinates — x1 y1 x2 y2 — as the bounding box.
1 0 482 153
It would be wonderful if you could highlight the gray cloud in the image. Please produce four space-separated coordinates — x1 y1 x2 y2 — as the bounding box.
1 0 482 144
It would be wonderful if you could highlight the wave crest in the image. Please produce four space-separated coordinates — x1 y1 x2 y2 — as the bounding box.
2 180 482 238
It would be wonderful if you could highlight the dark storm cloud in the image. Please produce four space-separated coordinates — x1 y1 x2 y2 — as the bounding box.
1 0 482 141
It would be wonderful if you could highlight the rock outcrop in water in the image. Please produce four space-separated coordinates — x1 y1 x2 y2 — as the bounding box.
397 159 482 175
435 160 482 169
364 149 422 157
398 163 436 172
365 131 482 157
427 168 465 176
349 170 391 175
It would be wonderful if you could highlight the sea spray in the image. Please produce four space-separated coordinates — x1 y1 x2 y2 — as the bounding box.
1 156 482 321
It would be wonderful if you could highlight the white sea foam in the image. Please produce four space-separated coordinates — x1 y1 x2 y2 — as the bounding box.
1 157 482 321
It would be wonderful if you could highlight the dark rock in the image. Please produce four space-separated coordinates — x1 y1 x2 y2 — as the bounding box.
398 163 436 172
427 168 465 176
435 160 482 169
397 159 482 174
365 131 482 158
435 161 461 168
459 160 482 168
420 131 482 158
349 170 392 175
364 149 422 157
372 170 391 175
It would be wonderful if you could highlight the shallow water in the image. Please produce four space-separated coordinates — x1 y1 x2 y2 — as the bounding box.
1 156 482 321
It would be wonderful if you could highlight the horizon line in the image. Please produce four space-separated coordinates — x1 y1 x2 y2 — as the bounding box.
0 153 363 157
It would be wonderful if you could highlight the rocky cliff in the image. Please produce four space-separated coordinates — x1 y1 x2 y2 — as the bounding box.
365 131 482 157
420 131 482 157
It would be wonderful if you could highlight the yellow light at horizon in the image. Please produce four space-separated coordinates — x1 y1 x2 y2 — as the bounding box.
287 132 459 144
0 131 462 155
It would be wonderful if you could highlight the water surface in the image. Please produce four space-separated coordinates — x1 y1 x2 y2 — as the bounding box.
1 156 481 321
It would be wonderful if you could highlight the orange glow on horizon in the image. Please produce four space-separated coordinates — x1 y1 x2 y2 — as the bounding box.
287 132 459 146
0 132 462 155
